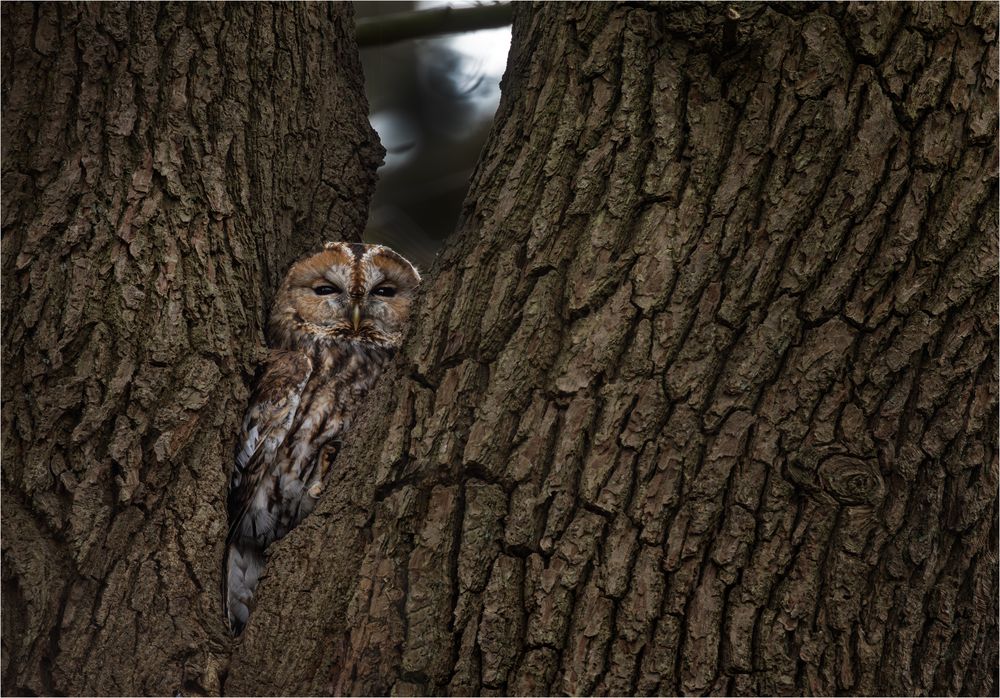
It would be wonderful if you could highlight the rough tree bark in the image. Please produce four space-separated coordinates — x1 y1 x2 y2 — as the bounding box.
4 1 998 697
235 2 999 696
1 3 380 695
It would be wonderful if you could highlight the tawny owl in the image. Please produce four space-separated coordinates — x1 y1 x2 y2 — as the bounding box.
223 241 420 634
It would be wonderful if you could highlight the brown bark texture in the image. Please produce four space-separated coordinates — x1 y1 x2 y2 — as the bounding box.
234 2 999 696
1 2 380 695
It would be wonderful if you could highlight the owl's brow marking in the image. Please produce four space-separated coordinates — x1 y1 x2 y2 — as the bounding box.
347 242 368 261
359 244 386 268
343 243 366 295
371 246 406 268
362 245 409 288
355 244 389 295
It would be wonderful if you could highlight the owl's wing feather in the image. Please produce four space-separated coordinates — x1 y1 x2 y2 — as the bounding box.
226 348 313 545
224 349 314 633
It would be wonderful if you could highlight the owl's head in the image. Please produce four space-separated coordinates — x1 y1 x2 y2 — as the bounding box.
269 242 421 350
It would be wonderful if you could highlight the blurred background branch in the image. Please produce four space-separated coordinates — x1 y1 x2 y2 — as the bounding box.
356 2 513 47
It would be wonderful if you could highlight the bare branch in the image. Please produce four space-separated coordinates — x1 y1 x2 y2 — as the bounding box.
356 3 513 48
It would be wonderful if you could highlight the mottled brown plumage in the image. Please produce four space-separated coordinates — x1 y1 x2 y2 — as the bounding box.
224 242 420 634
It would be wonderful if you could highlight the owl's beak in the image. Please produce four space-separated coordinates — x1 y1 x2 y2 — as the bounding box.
351 302 362 333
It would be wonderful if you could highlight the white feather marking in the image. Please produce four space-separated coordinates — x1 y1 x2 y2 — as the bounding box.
236 424 259 473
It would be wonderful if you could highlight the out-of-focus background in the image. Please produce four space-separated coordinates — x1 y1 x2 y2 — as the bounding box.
356 1 512 269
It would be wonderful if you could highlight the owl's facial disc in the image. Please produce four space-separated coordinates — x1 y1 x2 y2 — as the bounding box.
269 242 420 350
296 274 398 342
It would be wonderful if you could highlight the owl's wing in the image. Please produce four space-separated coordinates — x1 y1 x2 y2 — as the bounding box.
226 348 313 545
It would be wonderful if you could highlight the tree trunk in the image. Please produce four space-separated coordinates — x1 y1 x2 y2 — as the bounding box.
1 3 379 695
238 2 998 696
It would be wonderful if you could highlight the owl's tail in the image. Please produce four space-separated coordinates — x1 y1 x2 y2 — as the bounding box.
223 539 265 635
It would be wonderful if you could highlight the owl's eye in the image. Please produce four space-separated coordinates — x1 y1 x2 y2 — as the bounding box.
313 284 342 296
372 286 396 297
